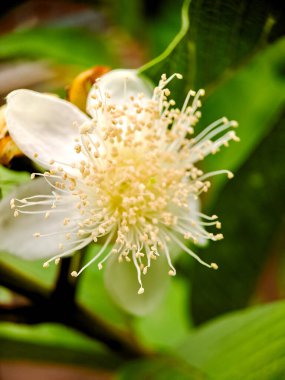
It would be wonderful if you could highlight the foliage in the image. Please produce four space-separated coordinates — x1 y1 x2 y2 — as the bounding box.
178 300 285 379
139 0 278 105
0 27 116 68
0 0 285 379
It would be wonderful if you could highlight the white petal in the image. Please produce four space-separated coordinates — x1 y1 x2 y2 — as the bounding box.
104 254 170 316
6 90 90 169
87 69 153 118
0 178 81 260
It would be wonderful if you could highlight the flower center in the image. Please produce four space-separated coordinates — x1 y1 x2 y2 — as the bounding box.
11 73 239 294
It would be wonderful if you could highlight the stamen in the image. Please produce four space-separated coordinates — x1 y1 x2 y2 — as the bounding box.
169 231 214 269
75 231 115 276
198 170 234 181
158 73 183 91
13 72 237 291
132 251 144 295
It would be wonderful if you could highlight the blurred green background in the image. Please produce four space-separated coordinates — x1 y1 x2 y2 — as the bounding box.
0 0 285 379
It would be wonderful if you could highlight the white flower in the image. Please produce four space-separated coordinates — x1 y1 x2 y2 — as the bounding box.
1 69 239 301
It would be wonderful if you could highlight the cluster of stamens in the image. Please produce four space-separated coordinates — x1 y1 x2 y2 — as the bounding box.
10 73 239 294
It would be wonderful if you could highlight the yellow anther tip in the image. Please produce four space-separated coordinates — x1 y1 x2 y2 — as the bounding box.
138 287 145 295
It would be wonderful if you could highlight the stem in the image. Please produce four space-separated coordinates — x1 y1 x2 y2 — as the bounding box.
51 257 75 306
68 304 150 358
0 261 49 302
0 260 151 359
51 249 87 304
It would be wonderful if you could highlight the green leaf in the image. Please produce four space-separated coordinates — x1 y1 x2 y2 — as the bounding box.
0 252 57 289
0 322 120 369
117 356 207 380
0 27 116 68
140 0 273 104
178 300 285 380
77 244 129 329
134 277 191 350
109 0 144 36
147 0 184 58
139 0 192 105
200 37 285 200
80 250 191 346
190 107 285 324
187 0 270 88
0 165 29 198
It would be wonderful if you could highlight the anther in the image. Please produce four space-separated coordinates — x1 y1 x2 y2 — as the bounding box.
74 144 81 153
63 218 70 226
138 287 145 295
80 124 92 134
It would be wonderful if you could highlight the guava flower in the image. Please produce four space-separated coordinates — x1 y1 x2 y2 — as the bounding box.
0 69 238 298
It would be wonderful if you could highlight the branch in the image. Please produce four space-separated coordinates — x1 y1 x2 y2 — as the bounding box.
51 257 76 306
70 304 150 358
0 261 151 359
0 261 49 302
51 251 86 305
